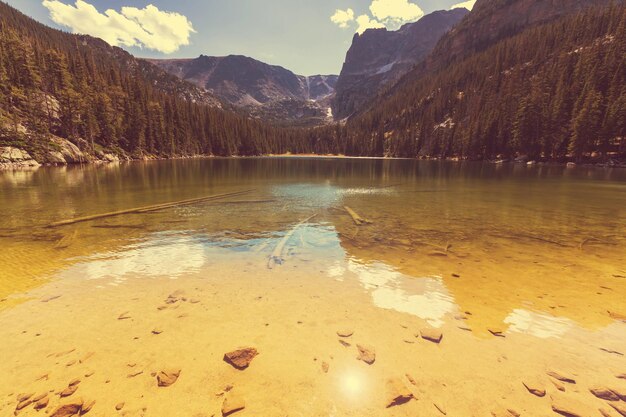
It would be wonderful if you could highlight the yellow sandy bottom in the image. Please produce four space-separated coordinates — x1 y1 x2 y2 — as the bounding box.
1 256 625 417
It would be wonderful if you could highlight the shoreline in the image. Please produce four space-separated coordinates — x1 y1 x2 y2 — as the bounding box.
2 145 625 170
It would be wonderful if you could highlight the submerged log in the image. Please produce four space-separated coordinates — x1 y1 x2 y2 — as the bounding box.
344 206 372 226
268 214 317 269
47 189 255 227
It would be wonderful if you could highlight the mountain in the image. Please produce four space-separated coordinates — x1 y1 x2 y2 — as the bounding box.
148 55 338 126
0 1 304 167
426 0 619 73
306 2 626 162
331 8 469 120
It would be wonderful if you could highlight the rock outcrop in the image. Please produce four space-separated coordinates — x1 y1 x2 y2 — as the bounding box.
0 146 40 169
332 8 468 120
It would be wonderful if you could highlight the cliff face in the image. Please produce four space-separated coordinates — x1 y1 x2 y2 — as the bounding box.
149 56 338 126
331 8 469 120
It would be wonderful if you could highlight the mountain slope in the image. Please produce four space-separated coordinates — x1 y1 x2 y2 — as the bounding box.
331 8 469 120
0 1 303 166
306 3 626 161
148 55 338 126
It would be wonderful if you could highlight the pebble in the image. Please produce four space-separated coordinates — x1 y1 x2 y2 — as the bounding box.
590 386 620 401
117 312 131 320
34 395 49 410
82 400 95 414
522 379 546 397
157 369 181 387
223 347 258 370
15 398 33 412
419 328 443 344
115 402 125 411
339 340 351 347
59 381 79 398
490 408 520 417
405 374 417 386
356 344 376 365
127 371 143 378
152 329 163 335
16 393 33 403
337 330 354 338
434 402 447 415
488 328 505 337
551 379 566 392
547 370 576 384
608 311 626 322
221 393 245 416
385 378 413 408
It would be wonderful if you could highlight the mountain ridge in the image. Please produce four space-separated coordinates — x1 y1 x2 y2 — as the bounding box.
148 55 338 126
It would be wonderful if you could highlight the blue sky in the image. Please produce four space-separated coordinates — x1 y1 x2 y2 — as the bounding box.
6 0 472 75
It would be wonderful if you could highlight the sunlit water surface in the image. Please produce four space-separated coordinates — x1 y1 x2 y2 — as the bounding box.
1 158 625 333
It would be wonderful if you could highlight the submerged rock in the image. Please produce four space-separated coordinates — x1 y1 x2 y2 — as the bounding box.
547 370 576 384
157 369 181 387
49 400 86 417
60 379 80 398
551 396 585 417
356 344 376 364
610 402 626 417
589 386 620 401
522 379 546 397
221 393 245 416
420 328 443 344
223 347 258 370
33 395 49 410
385 378 414 408
491 408 520 417
321 361 329 373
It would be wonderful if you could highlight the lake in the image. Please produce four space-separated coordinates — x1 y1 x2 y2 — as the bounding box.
1 158 625 416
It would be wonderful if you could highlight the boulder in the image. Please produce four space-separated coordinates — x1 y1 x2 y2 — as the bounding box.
0 146 40 168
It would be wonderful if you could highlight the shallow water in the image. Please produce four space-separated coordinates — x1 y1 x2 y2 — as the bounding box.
1 158 626 416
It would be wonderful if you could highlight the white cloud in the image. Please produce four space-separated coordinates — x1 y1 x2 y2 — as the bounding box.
369 0 424 29
42 0 195 54
450 0 476 11
331 0 425 33
355 14 385 34
330 8 355 29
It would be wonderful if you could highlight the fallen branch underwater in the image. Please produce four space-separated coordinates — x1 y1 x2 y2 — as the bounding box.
47 189 255 228
344 206 372 226
268 214 317 269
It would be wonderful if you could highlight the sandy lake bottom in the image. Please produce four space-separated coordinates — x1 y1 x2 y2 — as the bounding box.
0 158 625 417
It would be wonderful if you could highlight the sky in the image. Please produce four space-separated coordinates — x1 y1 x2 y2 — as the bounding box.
5 0 475 75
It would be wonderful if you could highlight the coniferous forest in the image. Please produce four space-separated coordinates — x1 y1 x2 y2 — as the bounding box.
1 1 625 163
307 3 626 161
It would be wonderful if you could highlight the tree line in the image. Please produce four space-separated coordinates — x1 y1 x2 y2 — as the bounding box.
307 3 626 161
1 1 625 162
